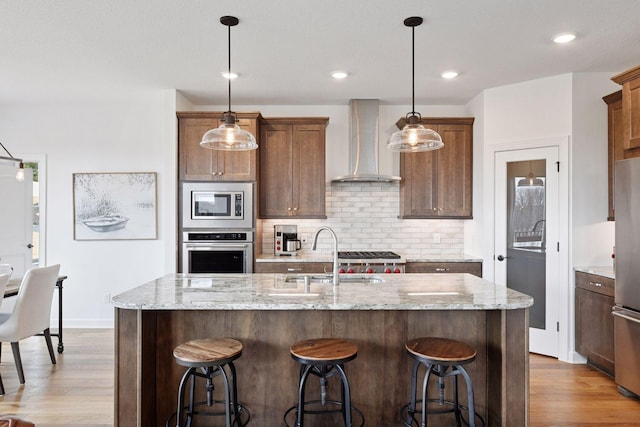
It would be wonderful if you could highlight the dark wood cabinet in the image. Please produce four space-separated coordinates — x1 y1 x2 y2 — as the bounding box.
397 118 474 218
259 118 329 218
178 112 261 181
612 65 640 159
575 271 615 376
603 91 624 221
254 262 332 274
405 262 482 277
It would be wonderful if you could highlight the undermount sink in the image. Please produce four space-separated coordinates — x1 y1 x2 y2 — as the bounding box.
283 274 385 285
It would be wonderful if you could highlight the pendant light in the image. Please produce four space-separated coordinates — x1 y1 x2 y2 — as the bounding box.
0 141 25 182
517 161 544 187
200 16 258 151
387 17 443 152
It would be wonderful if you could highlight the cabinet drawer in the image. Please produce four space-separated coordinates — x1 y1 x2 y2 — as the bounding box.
254 262 332 274
575 271 615 298
405 262 482 277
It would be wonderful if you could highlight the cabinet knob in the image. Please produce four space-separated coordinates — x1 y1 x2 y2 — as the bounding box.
218 171 224 176
433 208 437 211
293 207 298 211
288 207 292 211
589 281 603 287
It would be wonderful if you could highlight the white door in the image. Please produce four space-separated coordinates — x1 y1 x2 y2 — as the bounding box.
0 164 33 277
495 147 560 357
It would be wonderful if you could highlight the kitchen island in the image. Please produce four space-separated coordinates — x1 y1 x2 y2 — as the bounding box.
113 273 532 426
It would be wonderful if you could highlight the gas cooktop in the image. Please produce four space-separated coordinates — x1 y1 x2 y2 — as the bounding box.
338 251 401 260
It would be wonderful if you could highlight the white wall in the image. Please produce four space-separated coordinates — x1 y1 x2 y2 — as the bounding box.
571 72 618 267
0 90 178 327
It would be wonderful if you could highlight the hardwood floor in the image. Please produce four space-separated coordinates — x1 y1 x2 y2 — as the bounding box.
0 329 638 426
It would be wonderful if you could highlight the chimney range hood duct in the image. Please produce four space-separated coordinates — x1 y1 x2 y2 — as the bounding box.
331 99 401 183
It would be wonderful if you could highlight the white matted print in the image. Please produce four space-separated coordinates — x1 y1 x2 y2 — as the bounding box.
73 172 157 240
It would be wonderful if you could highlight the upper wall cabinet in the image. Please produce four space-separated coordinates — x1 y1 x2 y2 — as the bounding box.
178 112 261 181
603 90 624 221
259 118 328 218
612 65 640 159
396 117 474 219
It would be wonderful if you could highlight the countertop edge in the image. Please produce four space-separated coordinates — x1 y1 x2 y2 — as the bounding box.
574 266 615 279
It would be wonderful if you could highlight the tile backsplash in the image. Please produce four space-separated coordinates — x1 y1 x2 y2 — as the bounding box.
259 182 464 258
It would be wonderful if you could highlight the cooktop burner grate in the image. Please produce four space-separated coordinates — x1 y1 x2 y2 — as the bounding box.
338 251 401 260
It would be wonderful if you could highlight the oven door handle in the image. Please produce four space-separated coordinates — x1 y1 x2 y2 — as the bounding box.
184 243 251 251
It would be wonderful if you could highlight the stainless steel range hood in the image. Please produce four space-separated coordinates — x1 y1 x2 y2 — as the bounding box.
331 99 401 183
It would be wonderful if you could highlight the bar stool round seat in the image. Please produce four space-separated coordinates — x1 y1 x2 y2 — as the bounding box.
402 337 484 427
168 338 249 427
285 338 364 427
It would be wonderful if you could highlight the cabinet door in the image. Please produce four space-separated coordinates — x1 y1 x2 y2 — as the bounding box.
179 117 217 180
400 149 436 217
436 125 473 218
292 124 326 217
216 118 258 181
575 286 615 375
259 124 293 217
604 91 624 220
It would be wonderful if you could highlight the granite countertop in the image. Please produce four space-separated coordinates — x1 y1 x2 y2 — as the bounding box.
574 266 615 279
112 273 532 311
256 253 483 263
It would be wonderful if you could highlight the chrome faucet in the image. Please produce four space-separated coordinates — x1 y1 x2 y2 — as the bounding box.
311 226 340 285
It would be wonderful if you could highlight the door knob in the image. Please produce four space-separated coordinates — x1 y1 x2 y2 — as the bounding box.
496 255 508 261
27 243 34 249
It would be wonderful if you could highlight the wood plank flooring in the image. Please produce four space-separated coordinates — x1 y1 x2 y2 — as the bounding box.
0 329 638 426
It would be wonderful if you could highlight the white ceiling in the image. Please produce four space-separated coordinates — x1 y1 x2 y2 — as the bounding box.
1 0 639 106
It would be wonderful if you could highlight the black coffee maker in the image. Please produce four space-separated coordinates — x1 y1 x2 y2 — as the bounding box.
274 225 301 256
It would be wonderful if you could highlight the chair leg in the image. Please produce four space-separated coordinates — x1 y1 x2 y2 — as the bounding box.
0 371 4 395
43 328 57 364
11 342 25 384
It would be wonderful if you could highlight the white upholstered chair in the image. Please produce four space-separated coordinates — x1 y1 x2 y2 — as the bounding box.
0 264 60 390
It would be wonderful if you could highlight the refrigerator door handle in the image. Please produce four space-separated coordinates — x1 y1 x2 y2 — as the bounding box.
612 308 640 324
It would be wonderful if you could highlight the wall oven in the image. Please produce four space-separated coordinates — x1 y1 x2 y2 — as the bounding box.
182 231 254 274
181 182 254 229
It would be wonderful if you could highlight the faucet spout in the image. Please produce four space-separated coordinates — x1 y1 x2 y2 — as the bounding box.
311 226 340 286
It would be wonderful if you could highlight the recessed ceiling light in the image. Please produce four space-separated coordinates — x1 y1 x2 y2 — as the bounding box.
553 32 576 44
221 71 238 79
331 71 349 80
441 71 458 79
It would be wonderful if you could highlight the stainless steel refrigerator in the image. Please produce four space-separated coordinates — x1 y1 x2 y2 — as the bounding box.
613 157 640 397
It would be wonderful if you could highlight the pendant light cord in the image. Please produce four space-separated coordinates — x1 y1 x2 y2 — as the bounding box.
227 22 232 114
411 24 415 116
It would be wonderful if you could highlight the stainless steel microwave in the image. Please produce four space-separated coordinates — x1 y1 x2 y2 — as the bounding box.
181 182 254 229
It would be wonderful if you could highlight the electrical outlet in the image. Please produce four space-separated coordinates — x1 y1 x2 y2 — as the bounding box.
103 293 111 304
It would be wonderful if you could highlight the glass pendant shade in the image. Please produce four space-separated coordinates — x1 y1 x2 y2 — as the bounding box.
200 120 258 151
387 121 443 152
518 172 544 187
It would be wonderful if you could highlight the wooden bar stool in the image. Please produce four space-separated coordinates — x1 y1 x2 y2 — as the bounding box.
402 337 483 427
284 338 364 427
168 338 249 427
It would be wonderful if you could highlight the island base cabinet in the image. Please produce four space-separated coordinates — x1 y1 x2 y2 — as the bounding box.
115 308 529 427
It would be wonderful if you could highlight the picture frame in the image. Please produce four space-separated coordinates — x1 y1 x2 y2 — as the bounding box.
72 172 157 240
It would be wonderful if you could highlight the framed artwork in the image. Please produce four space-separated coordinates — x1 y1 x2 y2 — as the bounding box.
73 172 157 240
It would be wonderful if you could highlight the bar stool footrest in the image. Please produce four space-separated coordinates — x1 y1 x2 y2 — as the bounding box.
400 399 485 427
284 400 364 427
166 401 251 427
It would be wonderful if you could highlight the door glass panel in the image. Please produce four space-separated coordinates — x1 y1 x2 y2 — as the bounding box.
507 160 546 329
27 162 39 267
